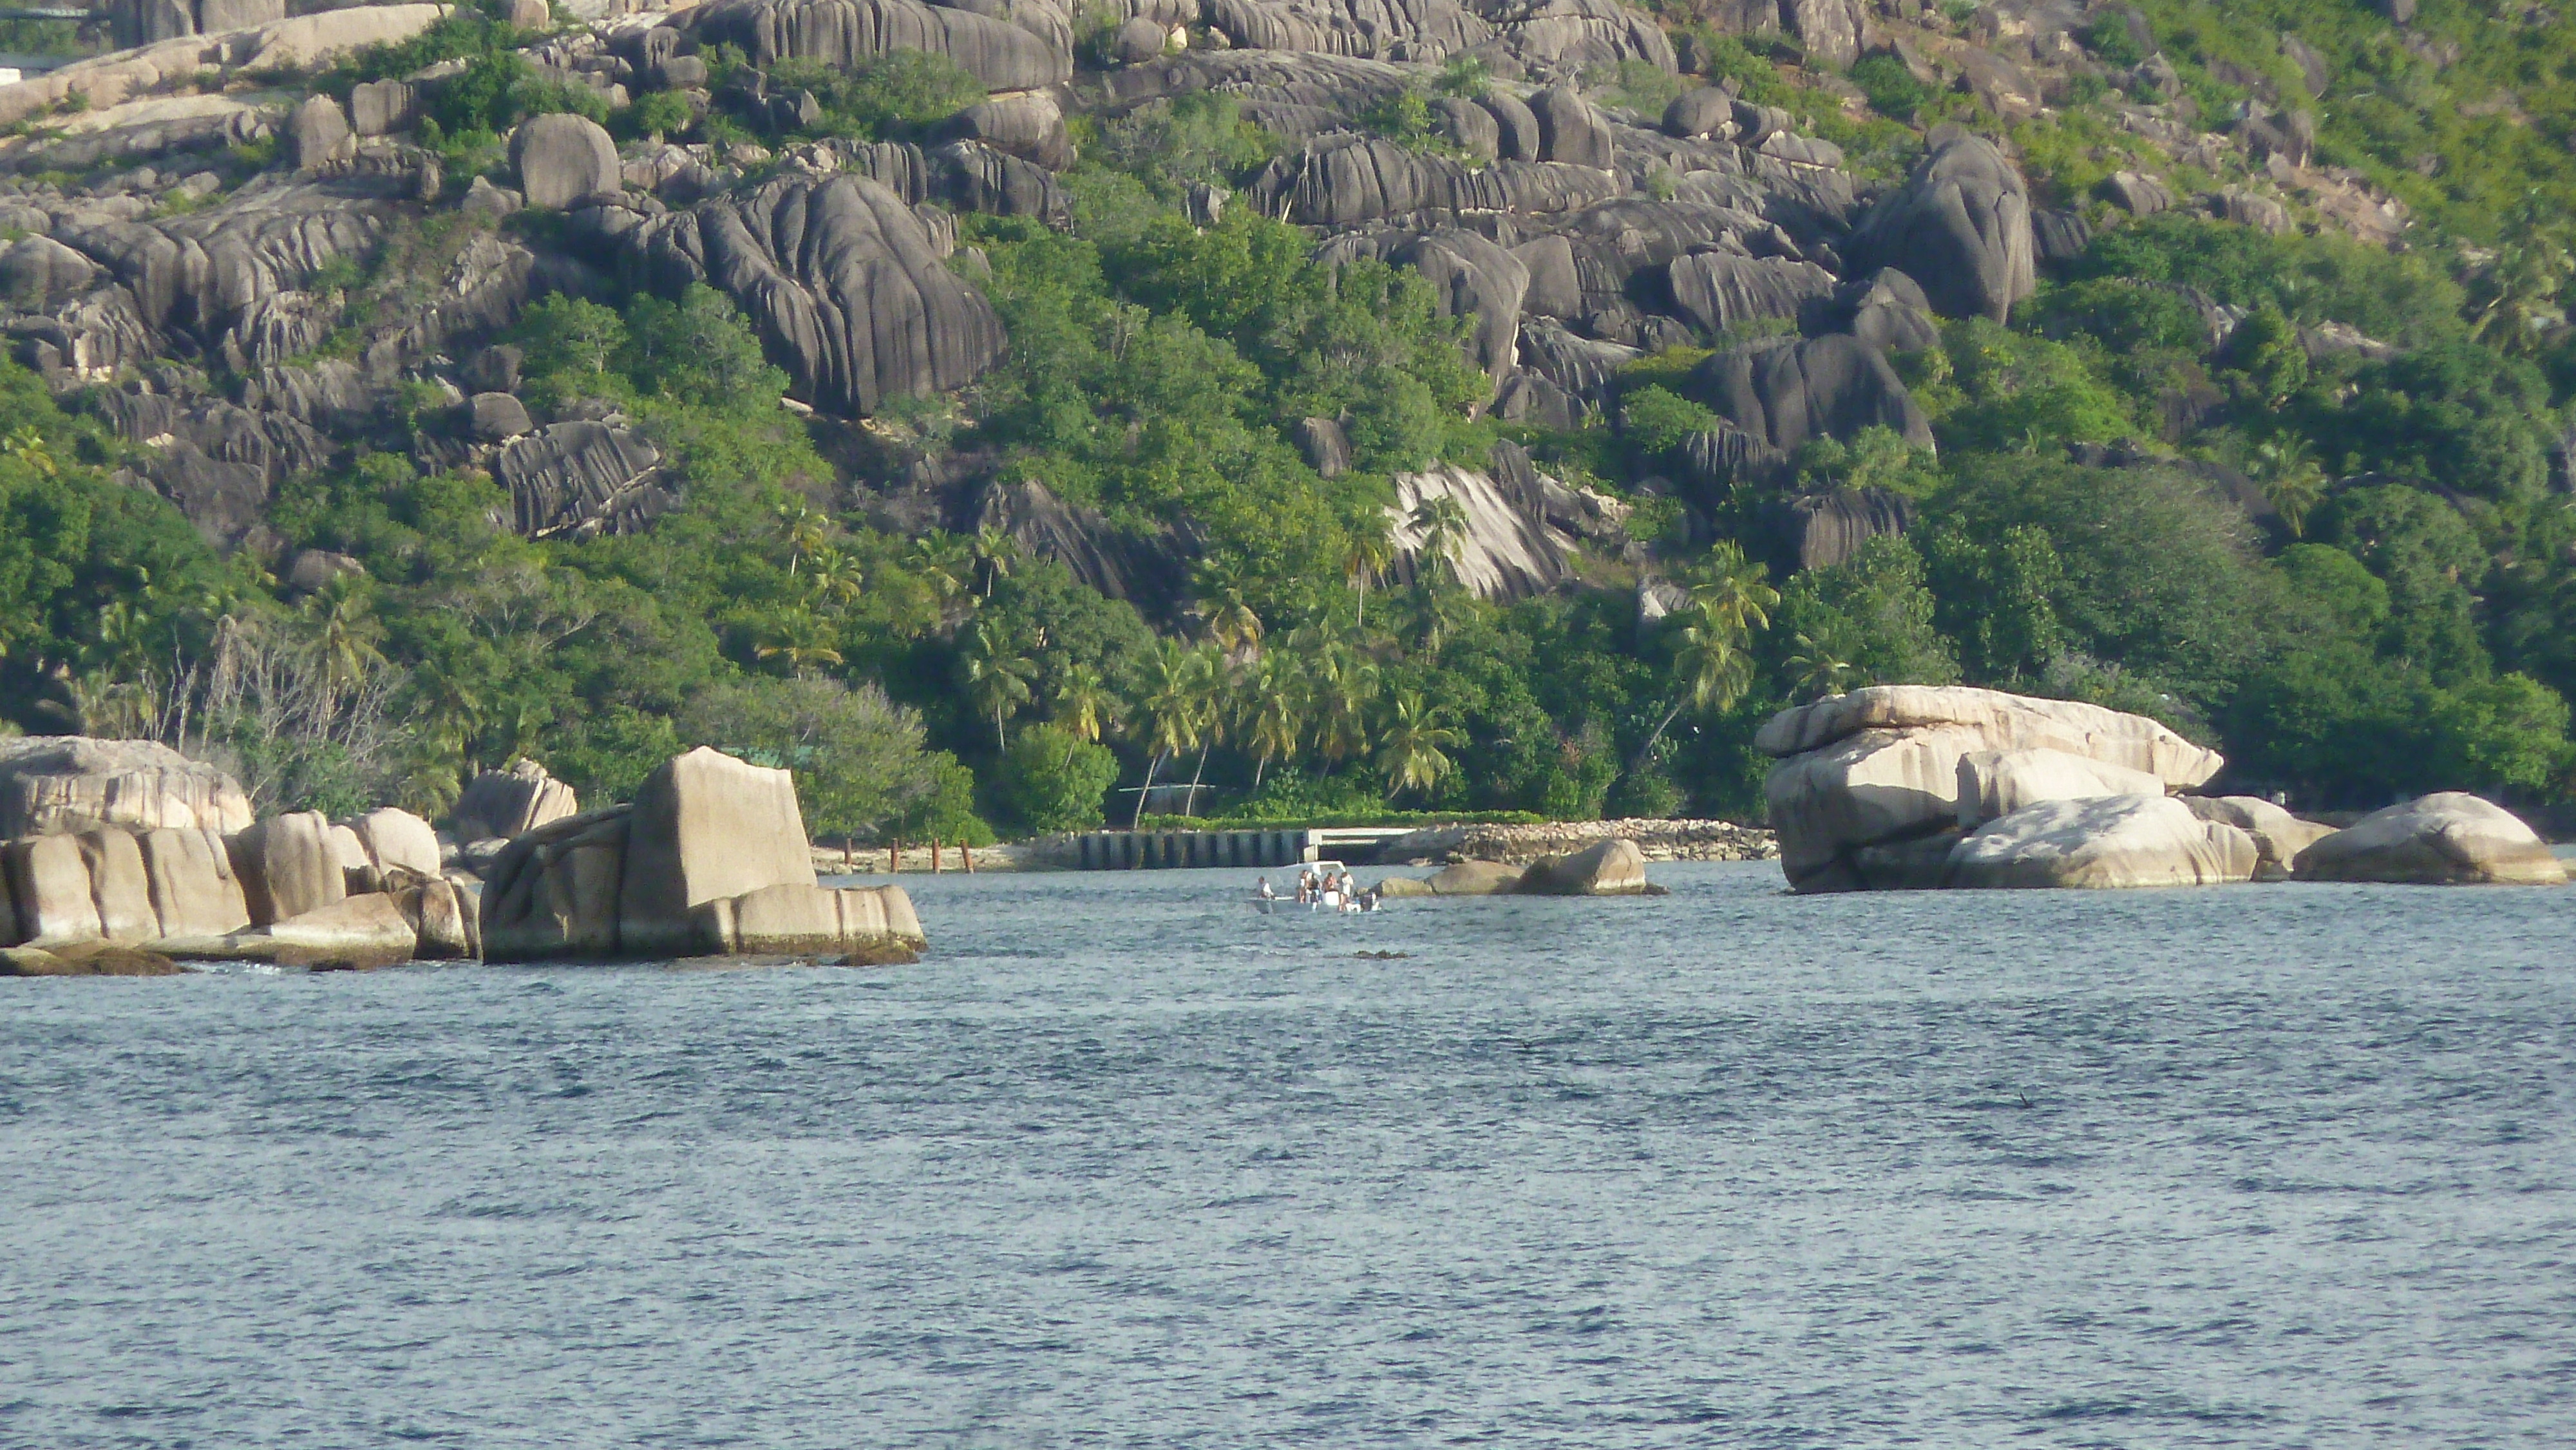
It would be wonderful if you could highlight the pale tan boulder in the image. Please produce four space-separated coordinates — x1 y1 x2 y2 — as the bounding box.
451 758 579 843
1424 859 1526 895
1 941 180 976
2293 793 2565 885
4 834 104 945
478 809 627 961
617 748 816 957
1756 686 2227 782
267 892 417 966
229 811 345 925
1956 748 2168 829
695 883 923 960
0 736 252 837
0 5 446 126
393 876 472 960
138 827 252 939
77 829 159 941
1765 724 1991 888
1517 838 1653 895
329 821 374 881
350 808 442 878
1949 795 2258 889
2182 796 2337 881
1374 874 1435 898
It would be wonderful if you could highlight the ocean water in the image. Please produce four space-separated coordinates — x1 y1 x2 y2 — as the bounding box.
2 862 2571 1447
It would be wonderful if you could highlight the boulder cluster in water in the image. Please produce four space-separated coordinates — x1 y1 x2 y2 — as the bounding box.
0 737 922 974
1757 686 2565 892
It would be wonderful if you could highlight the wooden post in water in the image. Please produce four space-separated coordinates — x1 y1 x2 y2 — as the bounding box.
933 840 943 873
963 840 975 873
889 840 899 873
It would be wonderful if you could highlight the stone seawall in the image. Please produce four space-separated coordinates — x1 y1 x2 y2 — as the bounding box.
1380 819 1777 866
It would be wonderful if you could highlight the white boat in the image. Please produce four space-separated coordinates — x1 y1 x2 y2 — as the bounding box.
1250 862 1372 913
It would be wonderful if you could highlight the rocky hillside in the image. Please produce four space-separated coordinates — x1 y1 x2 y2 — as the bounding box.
2 0 2571 836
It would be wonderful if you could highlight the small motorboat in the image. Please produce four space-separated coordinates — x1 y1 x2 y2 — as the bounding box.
1250 862 1376 913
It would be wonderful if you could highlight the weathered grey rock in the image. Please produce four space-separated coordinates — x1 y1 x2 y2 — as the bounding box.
1664 251 1835 338
289 94 352 171
1955 748 2168 830
2293 793 2566 885
1423 859 1524 895
1430 94 1498 161
77 829 159 942
468 391 534 440
1110 15 1166 62
506 0 549 26
2100 169 2174 216
1517 838 1651 895
513 113 622 209
1760 687 2227 892
1834 267 1939 354
938 90 1074 169
1247 138 1624 226
0 737 253 839
1317 227 1528 384
1777 0 1868 68
684 0 1074 90
1296 416 1352 478
1844 131 2034 323
1764 486 1914 573
138 827 251 939
2204 188 2293 236
2281 33 2331 97
349 808 442 879
462 175 525 218
480 808 629 960
1481 89 1539 160
625 174 1006 417
976 478 1195 612
2182 795 2336 881
386 874 471 959
453 760 580 844
1686 334 1933 455
1390 465 1576 600
2031 208 2092 265
1 235 104 313
4 834 104 945
230 810 345 925
0 941 180 975
1530 84 1612 168
1662 86 1735 140
1513 233 1580 317
494 421 670 538
350 78 416 137
617 748 819 957
1949 795 2259 889
267 892 417 966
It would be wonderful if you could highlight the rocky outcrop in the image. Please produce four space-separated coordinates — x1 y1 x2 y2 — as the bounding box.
1388 464 1578 600
453 760 581 845
1316 227 1528 383
1663 250 1835 338
622 174 1005 417
1516 837 1654 895
1686 334 1933 455
0 5 448 127
480 749 923 962
0 737 252 838
1247 138 1625 227
682 0 1075 90
976 478 1196 613
1763 486 1914 574
936 91 1074 171
495 421 672 539
1759 686 2226 892
513 113 622 209
1955 748 2168 830
1842 130 2034 323
1948 795 2259 890
2293 794 2566 886
2182 796 2336 881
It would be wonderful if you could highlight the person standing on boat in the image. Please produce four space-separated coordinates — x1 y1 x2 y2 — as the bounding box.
1256 876 1276 900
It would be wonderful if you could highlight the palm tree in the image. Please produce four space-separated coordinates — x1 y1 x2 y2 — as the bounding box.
1242 652 1305 789
4 425 56 476
1689 541 1779 637
2248 436 2327 538
1633 546 1776 767
1376 690 1463 800
2470 232 2573 356
754 607 846 673
1783 630 1854 702
909 534 972 614
1177 644 1231 816
1132 637 1207 827
960 621 1036 750
1407 493 1470 590
1342 518 1394 628
1309 639 1379 768
805 545 864 609
1051 661 1118 752
971 524 1018 598
1193 563 1265 654
776 502 831 576
298 575 387 691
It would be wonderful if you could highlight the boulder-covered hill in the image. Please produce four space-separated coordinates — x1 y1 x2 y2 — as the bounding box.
3 0 2573 829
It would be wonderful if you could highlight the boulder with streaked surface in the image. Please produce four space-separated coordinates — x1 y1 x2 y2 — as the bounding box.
1948 795 2259 890
1516 838 1656 896
2292 793 2565 885
1956 748 2168 830
0 736 252 838
2181 796 2337 881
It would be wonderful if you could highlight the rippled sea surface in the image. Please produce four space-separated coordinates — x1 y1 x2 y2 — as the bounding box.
4 862 2573 1447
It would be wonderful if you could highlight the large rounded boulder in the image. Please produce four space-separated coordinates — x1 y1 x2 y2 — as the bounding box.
2293 794 2566 885
1843 129 2035 323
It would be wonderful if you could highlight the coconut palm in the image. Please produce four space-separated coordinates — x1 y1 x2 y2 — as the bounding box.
2248 435 2328 538
1632 550 1775 766
2470 232 2573 356
805 545 864 609
909 534 973 612
298 574 388 691
1376 690 1463 800
1177 644 1232 815
1309 640 1379 767
1193 562 1265 654
776 501 831 576
754 606 845 673
1783 630 1855 702
1342 518 1394 628
1689 540 1779 637
1050 661 1118 748
960 621 1036 749
1408 493 1470 590
1242 650 1306 789
971 524 1018 598
1129 638 1210 825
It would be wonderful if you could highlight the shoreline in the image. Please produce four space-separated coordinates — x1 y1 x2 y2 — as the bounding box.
816 819 1780 876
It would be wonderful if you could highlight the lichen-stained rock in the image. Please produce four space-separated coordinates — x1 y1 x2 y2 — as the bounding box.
1948 795 2259 890
616 748 820 958
2293 793 2567 885
1247 137 1625 226
1663 250 1835 338
1685 334 1933 454
1481 88 1540 160
1776 0 1868 69
683 0 1074 90
1486 0 1674 74
138 827 252 940
1388 464 1577 600
625 174 1006 417
289 93 352 172
1954 747 2169 831
1663 86 1736 139
1548 196 1802 296
511 113 622 209
0 737 254 838
494 422 672 540
833 138 1070 223
1844 129 2035 323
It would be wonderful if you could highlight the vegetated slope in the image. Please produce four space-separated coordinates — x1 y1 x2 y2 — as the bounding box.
0 0 2570 840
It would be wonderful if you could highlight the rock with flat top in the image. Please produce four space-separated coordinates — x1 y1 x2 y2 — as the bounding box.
267 892 417 966
1949 795 2259 889
1517 838 1653 896
0 737 252 838
2293 793 2566 885
0 941 180 975
617 748 819 957
4 834 104 945
693 882 923 959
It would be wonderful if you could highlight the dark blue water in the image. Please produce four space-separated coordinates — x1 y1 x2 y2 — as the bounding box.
3 862 2570 1447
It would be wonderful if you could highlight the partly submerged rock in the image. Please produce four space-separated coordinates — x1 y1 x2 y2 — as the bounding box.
265 891 419 967
1422 860 1525 895
1517 838 1655 896
692 881 923 960
617 747 820 958
0 941 182 976
2293 793 2566 885
1948 795 2258 890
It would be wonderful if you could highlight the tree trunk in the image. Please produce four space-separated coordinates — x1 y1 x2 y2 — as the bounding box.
1132 751 1162 829
1631 700 1687 774
1186 746 1209 817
